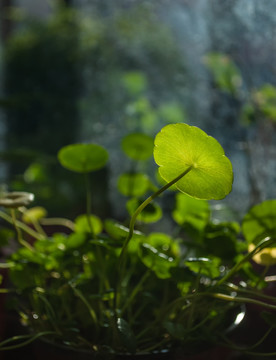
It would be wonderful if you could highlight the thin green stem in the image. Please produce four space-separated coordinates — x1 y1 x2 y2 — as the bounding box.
39 217 75 231
10 209 34 251
121 269 151 315
216 236 276 286
0 210 44 241
210 292 276 310
225 283 276 304
0 331 59 351
84 173 95 238
118 165 193 267
115 166 193 312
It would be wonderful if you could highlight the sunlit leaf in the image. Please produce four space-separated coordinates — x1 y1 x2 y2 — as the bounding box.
154 123 233 200
121 133 154 161
58 143 108 173
155 169 177 191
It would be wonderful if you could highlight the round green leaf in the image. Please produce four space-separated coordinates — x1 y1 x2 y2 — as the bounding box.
58 143 108 173
75 214 103 236
126 198 162 223
146 232 180 258
172 193 210 232
121 133 154 161
154 123 233 200
139 243 176 279
117 173 150 197
242 200 276 244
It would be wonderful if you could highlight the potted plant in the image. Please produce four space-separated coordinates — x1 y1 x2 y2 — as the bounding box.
0 123 275 359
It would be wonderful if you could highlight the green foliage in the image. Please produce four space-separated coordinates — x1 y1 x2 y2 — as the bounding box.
154 123 233 200
1 122 275 357
75 214 103 236
158 102 187 124
58 143 108 174
242 199 276 244
126 198 162 223
117 173 150 197
203 52 242 96
172 193 210 233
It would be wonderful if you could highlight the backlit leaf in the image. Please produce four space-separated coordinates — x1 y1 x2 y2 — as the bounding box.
154 123 233 200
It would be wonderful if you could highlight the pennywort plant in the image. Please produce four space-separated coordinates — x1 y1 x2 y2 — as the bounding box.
0 123 276 356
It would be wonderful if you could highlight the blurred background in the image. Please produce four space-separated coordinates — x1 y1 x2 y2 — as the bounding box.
0 0 275 222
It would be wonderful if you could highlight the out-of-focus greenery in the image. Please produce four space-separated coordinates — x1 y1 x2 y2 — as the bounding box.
0 3 186 216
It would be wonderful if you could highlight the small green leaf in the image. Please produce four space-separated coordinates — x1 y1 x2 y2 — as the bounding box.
172 193 210 232
242 200 276 244
66 233 86 249
75 214 103 236
117 173 150 197
145 232 180 258
154 123 233 200
126 198 162 223
58 143 108 173
139 243 176 279
121 133 154 161
184 257 221 278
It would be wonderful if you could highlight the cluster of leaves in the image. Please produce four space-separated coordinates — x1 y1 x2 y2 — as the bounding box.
0 123 276 356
